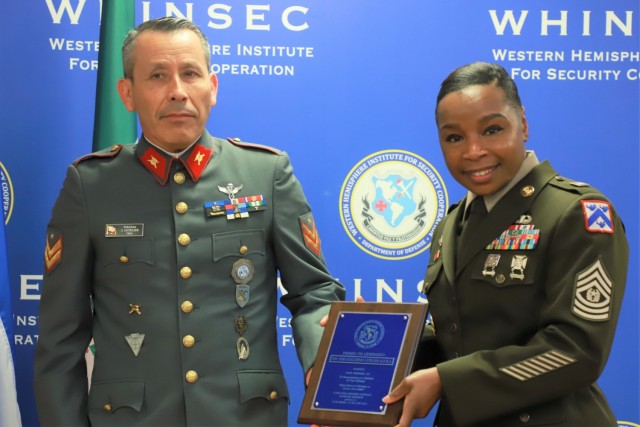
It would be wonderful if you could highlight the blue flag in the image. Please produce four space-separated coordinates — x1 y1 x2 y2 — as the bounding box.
0 217 22 426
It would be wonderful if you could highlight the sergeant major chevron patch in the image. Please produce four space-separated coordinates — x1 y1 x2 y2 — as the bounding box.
572 257 613 322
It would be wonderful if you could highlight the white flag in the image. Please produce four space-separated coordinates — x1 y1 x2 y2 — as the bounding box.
0 216 22 426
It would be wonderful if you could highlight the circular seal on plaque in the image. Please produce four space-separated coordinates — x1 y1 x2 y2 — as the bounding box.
231 259 255 284
339 150 448 260
354 320 385 349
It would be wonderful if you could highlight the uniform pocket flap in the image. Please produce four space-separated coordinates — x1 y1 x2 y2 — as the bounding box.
213 230 265 261
98 240 155 268
88 379 145 413
471 252 536 287
237 370 289 404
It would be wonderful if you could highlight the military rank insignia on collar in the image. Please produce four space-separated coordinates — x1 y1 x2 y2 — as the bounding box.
204 183 266 220
182 144 212 182
140 146 170 184
581 200 614 234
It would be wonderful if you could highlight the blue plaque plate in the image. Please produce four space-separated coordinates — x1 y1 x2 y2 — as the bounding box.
314 312 409 414
298 302 428 427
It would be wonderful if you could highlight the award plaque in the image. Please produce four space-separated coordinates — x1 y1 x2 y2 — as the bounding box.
298 301 429 427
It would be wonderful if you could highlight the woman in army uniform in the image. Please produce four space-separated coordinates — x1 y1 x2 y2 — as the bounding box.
383 62 628 427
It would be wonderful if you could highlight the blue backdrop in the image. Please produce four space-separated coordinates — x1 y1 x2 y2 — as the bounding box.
1 1 638 426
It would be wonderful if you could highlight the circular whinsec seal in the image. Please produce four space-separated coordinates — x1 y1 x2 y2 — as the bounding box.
339 150 448 260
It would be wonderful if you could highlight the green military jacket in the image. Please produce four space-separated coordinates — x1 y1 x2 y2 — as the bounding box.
34 132 345 426
422 161 628 426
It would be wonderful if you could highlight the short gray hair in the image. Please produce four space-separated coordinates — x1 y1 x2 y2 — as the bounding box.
122 17 210 79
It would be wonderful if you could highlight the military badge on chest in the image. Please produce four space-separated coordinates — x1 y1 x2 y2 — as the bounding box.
205 182 262 361
204 182 266 220
235 316 250 360
231 257 253 360
481 214 540 283
233 267 252 360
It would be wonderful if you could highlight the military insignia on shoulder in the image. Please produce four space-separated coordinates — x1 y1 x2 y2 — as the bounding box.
551 176 592 195
73 144 122 166
44 228 63 273
300 212 321 257
572 257 613 322
581 200 614 234
227 137 280 155
570 181 589 187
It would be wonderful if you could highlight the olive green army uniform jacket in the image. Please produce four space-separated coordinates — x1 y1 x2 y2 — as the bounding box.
34 132 345 426
421 161 628 426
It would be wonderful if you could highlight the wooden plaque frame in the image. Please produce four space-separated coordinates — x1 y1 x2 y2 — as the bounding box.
298 301 428 427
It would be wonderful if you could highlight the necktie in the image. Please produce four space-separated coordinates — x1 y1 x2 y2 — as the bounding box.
457 196 487 265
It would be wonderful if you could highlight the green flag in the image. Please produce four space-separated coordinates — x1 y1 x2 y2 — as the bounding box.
92 1 137 152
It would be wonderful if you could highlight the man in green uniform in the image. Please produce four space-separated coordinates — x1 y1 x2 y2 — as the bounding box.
384 62 628 426
34 17 344 426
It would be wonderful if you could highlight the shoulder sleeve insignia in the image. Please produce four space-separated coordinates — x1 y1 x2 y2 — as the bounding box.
226 137 281 155
299 212 321 257
73 144 123 166
500 350 576 381
44 228 63 273
572 257 613 322
581 200 614 234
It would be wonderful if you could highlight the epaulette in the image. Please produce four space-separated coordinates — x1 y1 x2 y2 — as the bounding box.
548 175 593 194
73 144 123 166
227 137 280 155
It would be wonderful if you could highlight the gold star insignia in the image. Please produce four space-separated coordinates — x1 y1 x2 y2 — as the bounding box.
148 156 159 169
129 304 142 315
195 151 204 165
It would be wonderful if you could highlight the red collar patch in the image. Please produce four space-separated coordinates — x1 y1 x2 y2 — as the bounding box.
139 146 171 185
181 143 212 183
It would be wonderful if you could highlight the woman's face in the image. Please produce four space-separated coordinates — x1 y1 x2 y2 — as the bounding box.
436 84 529 196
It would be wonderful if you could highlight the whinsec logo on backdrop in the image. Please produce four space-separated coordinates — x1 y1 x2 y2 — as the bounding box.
0 162 14 225
340 150 448 260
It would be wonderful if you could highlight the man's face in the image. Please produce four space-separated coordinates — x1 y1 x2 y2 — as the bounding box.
436 84 528 196
117 29 218 152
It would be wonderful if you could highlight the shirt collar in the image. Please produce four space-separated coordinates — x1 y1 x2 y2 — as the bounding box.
143 135 200 158
464 150 539 213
